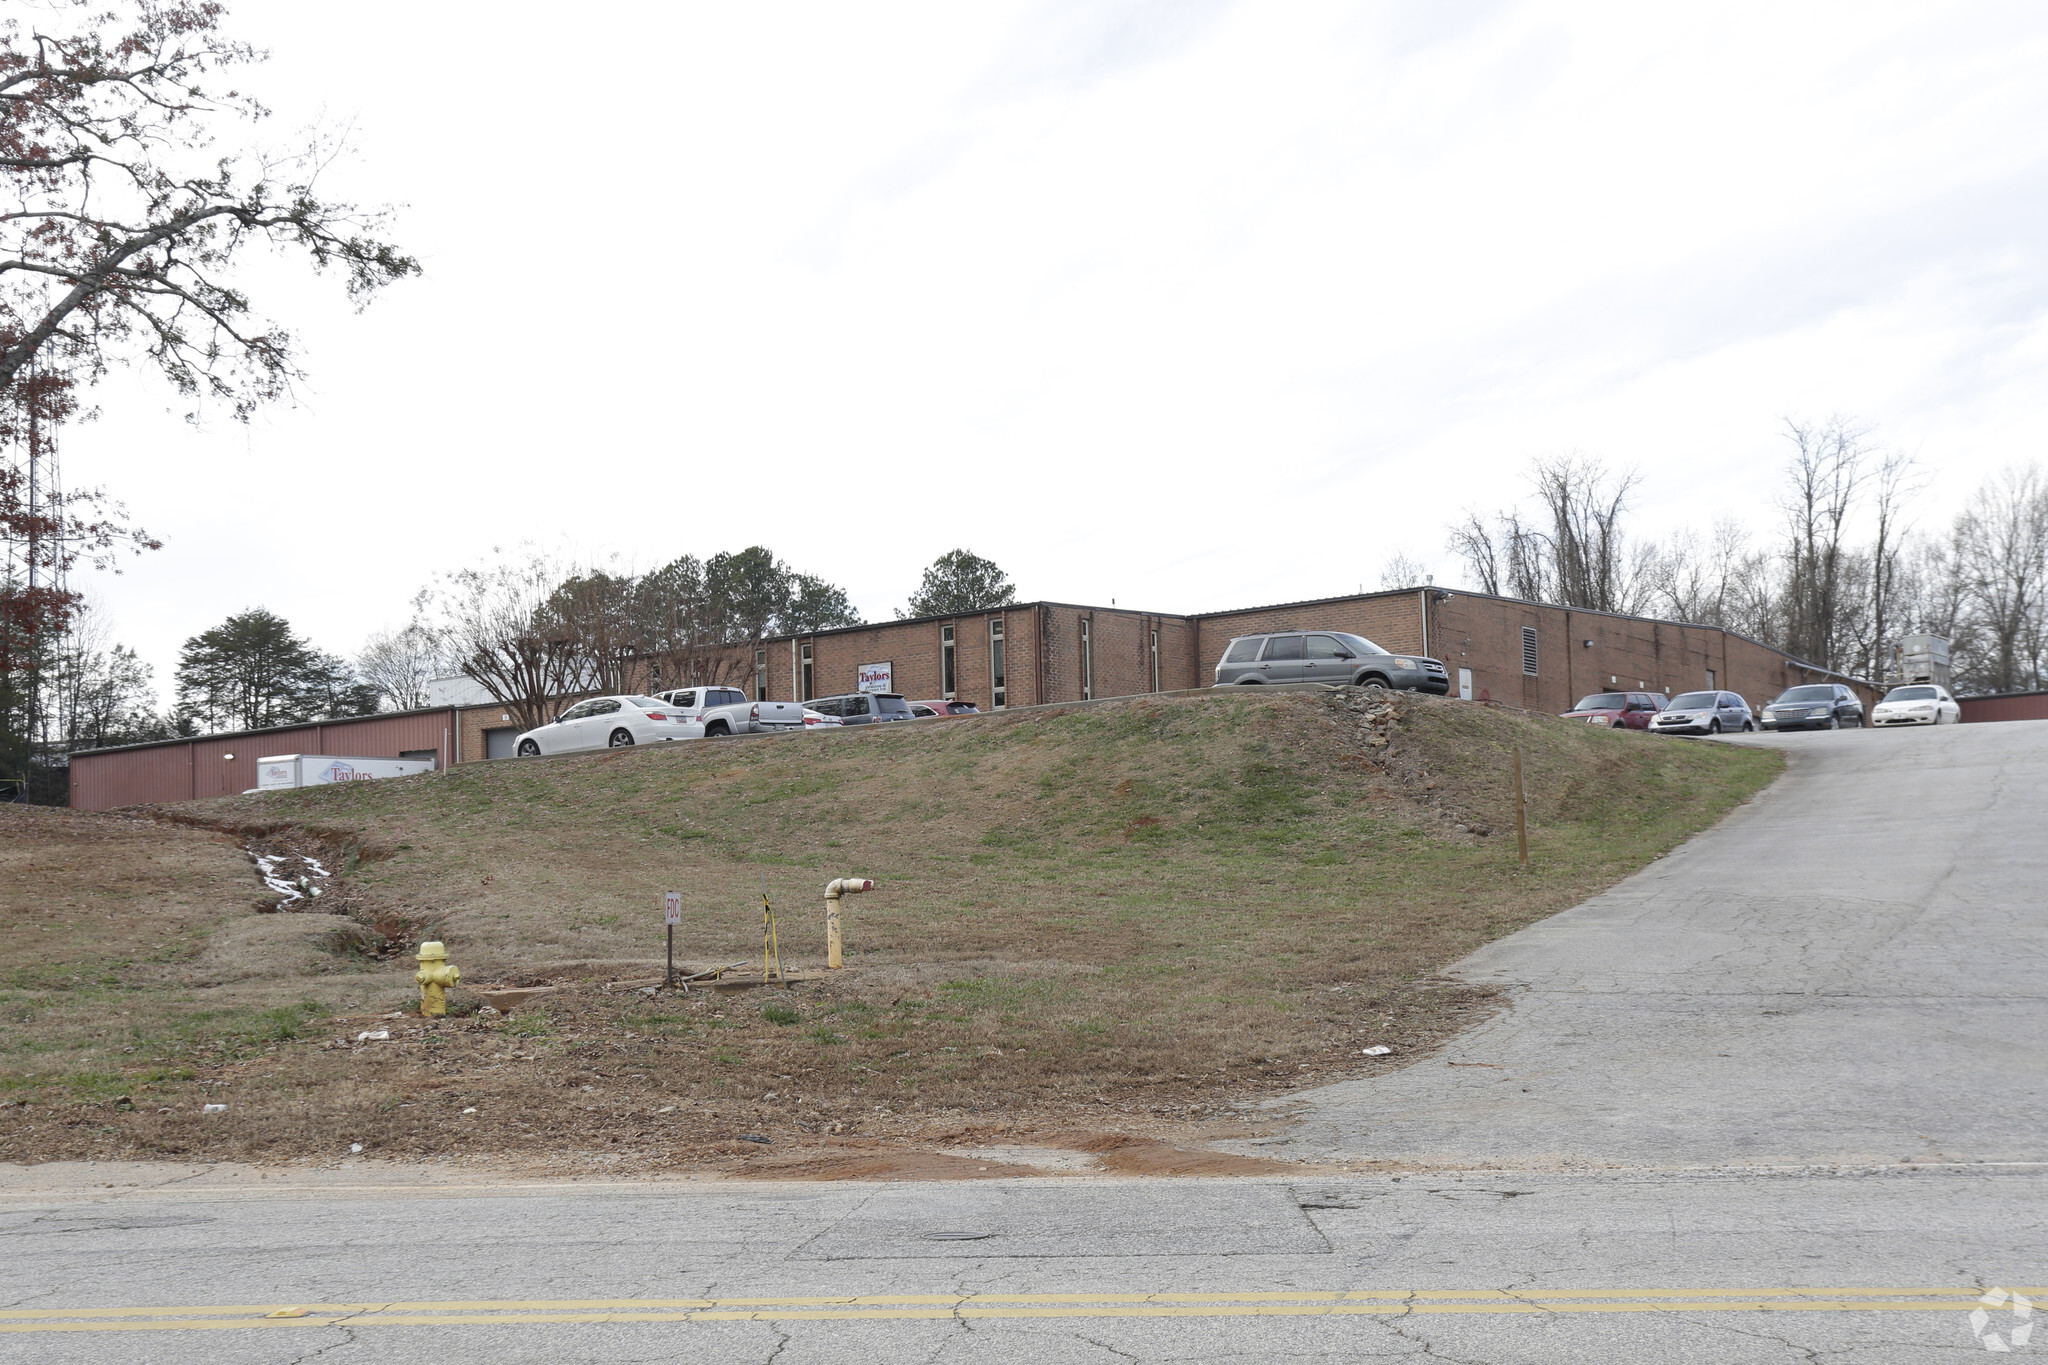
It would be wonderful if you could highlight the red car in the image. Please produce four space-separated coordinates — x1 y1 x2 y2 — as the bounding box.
1561 690 1668 730
909 699 981 718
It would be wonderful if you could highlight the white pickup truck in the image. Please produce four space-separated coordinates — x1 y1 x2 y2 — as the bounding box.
652 686 807 737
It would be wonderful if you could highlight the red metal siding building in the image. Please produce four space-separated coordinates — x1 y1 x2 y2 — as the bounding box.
69 709 467 810
1959 690 2048 724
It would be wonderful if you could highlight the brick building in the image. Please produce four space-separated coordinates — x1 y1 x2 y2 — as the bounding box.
763 587 1873 718
67 585 1872 809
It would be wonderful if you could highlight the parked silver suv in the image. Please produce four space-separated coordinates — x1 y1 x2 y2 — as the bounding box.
1213 630 1451 694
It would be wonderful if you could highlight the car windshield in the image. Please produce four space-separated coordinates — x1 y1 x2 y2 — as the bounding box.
624 697 666 708
1778 686 1836 702
1667 692 1717 709
1574 693 1628 711
1885 686 1937 701
1335 633 1385 655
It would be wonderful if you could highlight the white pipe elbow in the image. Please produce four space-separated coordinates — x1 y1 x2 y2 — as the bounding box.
825 878 875 899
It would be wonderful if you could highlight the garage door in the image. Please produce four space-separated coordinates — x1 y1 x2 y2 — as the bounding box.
484 727 520 759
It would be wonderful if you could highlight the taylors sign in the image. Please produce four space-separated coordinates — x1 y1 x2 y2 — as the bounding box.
857 661 893 693
263 759 386 786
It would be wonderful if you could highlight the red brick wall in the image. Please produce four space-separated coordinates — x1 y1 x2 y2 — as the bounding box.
763 604 1190 711
1194 594 1428 684
1426 593 1875 713
766 612 1020 709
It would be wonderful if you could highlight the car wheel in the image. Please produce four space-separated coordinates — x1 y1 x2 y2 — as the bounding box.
1742 720 1755 732
1361 676 1391 692
1826 716 1840 731
1708 719 1721 735
706 721 730 737
609 728 635 747
517 739 540 757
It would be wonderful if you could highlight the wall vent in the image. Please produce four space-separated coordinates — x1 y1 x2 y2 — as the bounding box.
1521 626 1539 676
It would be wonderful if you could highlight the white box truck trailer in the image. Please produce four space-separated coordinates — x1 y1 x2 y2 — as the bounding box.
255 754 437 791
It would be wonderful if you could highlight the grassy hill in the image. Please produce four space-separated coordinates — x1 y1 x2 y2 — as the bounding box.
3 688 1780 1169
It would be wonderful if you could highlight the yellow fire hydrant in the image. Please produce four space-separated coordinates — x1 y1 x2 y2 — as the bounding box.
415 941 459 1017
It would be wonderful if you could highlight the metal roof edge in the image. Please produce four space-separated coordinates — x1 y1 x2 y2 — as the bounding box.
65 702 470 760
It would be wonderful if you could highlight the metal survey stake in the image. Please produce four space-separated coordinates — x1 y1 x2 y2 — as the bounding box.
663 890 681 985
1512 748 1529 866
760 873 782 981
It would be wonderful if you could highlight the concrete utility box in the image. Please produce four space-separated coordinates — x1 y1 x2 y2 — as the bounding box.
1888 635 1952 689
255 754 437 791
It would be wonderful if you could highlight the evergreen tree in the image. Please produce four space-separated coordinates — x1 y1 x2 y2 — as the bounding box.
903 550 1016 618
174 608 376 733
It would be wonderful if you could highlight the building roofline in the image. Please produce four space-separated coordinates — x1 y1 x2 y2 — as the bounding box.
761 599 1184 646
1190 584 1875 686
764 585 1872 686
65 701 473 760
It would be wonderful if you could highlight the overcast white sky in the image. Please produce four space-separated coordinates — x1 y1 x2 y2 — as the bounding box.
53 0 2048 694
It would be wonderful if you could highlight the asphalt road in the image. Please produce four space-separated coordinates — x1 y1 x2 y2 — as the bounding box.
4 721 2043 1363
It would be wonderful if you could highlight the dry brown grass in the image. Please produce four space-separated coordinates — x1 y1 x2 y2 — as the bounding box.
1 689 1780 1171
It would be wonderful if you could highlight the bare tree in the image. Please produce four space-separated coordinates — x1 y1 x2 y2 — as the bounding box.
1447 507 1549 600
427 550 583 732
1377 552 1430 590
1448 457 1649 611
545 567 643 696
356 619 443 712
1777 416 1871 669
1446 512 1501 595
0 3 417 409
1951 465 2048 692
1530 454 1648 612
1864 449 1923 679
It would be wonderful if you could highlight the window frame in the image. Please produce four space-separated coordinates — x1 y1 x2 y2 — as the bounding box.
989 616 1006 710
941 624 956 699
1080 617 1093 701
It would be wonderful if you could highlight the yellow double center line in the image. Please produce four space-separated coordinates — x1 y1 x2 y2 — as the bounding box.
0 1287 2037 1332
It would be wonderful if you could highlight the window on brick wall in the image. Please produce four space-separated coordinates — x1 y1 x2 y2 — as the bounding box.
1080 618 1093 700
1521 626 1539 676
800 643 814 702
755 649 767 701
989 617 1006 709
941 624 956 699
1150 629 1160 693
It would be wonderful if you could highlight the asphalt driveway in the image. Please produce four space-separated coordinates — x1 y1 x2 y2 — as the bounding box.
1268 719 2048 1170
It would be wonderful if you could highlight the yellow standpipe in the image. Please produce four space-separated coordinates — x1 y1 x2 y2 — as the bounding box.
824 878 873 969
415 941 460 1016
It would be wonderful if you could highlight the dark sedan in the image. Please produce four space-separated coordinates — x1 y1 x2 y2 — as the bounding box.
1760 683 1866 731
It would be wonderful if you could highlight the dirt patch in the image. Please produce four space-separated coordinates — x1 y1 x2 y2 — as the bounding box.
1043 1130 1295 1177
